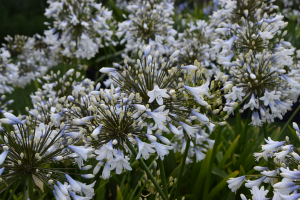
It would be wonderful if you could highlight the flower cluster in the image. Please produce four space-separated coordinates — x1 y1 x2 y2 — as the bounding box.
227 122 300 199
208 0 300 126
2 0 300 199
177 20 212 67
96 46 227 165
3 34 57 88
29 68 94 126
44 0 115 60
116 0 177 61
0 113 95 199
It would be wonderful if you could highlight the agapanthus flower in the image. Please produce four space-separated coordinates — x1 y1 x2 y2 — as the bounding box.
281 0 300 21
0 113 95 199
99 46 229 162
116 0 177 61
0 48 17 94
208 0 300 126
29 69 94 126
227 122 300 199
222 50 298 126
177 20 212 67
210 0 277 27
60 82 174 179
3 34 57 88
44 0 115 60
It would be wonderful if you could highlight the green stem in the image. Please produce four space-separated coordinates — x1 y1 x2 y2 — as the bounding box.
263 123 268 140
129 159 155 200
175 137 191 198
126 141 168 200
28 175 34 200
279 104 300 136
158 158 168 197
240 110 251 152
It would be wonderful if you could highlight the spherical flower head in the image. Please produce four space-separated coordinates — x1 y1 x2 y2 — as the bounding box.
117 1 177 59
3 34 57 89
281 0 300 20
211 0 276 27
100 47 228 163
62 83 175 180
101 46 182 111
223 51 296 126
0 116 95 199
23 34 58 68
45 0 115 60
177 20 212 66
29 69 94 126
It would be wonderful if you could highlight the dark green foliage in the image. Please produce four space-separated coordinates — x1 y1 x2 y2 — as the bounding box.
0 0 48 44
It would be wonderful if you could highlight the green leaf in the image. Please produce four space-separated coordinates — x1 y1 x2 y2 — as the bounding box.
170 161 182 178
239 165 245 176
270 127 281 141
191 148 212 200
203 133 222 199
95 179 109 194
116 186 124 200
218 135 240 169
212 167 228 178
208 171 239 200
95 50 124 63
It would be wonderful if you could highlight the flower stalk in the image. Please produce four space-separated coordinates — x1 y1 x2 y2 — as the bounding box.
125 140 168 200
175 137 191 198
28 175 35 200
157 158 168 197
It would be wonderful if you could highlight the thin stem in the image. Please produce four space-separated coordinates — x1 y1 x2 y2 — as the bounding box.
175 137 191 198
279 104 300 136
125 141 168 200
129 159 155 200
263 123 268 140
157 158 168 197
28 175 35 200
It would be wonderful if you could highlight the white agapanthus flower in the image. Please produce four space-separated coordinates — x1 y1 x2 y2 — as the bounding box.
0 114 95 199
95 45 228 162
177 20 212 67
29 69 94 126
147 85 170 105
209 0 299 126
3 34 57 88
44 0 115 60
116 0 177 61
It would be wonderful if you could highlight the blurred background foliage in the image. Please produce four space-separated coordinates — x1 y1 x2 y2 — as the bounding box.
0 0 47 45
